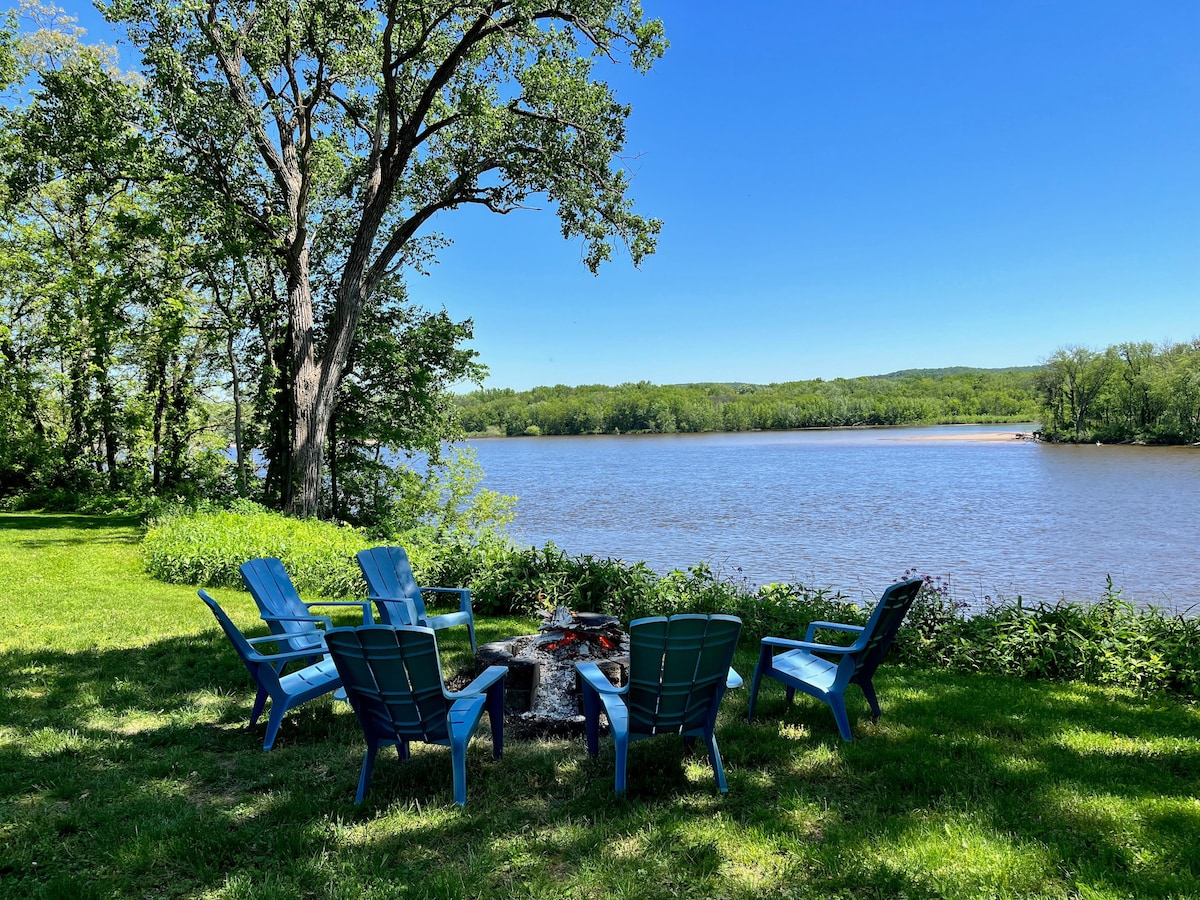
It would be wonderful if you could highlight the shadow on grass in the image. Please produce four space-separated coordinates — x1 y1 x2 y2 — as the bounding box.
0 512 143 546
2 634 1199 898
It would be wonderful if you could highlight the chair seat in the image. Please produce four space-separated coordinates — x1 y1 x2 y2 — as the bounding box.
279 657 341 697
425 610 472 632
446 693 488 733
769 650 838 695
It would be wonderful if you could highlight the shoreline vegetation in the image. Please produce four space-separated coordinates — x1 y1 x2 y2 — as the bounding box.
138 506 1200 697
455 367 1042 438
455 342 1200 447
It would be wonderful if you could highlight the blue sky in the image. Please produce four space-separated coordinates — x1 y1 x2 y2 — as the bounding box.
63 1 1199 390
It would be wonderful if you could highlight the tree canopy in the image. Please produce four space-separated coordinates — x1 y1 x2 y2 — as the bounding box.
0 2 665 518
101 0 666 515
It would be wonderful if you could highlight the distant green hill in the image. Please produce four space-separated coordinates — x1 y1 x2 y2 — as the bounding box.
874 365 1043 379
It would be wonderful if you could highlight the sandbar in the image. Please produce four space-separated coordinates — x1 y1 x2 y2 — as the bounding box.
893 431 1034 442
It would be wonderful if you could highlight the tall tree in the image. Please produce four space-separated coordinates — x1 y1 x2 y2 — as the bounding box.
104 0 665 516
1037 347 1116 441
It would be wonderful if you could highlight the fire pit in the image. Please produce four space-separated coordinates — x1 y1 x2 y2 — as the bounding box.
475 607 629 729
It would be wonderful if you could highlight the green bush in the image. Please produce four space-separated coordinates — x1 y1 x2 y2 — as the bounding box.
893 575 1200 697
142 501 369 597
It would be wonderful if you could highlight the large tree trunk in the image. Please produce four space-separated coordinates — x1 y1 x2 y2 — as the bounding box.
282 243 366 517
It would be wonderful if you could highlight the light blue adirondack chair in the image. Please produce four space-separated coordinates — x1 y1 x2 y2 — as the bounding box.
748 577 923 740
355 546 476 652
577 614 743 795
324 625 506 806
198 590 343 750
240 557 372 658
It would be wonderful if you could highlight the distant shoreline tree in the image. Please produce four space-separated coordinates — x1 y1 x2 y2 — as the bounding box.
1036 341 1200 444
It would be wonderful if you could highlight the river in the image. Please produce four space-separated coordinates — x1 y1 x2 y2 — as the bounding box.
468 425 1200 612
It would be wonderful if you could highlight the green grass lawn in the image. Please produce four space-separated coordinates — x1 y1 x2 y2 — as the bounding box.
2 512 1198 899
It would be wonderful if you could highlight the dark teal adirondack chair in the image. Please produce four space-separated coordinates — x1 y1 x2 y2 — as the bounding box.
240 557 372 657
198 590 343 750
323 625 506 806
748 577 923 740
355 546 476 652
577 614 743 795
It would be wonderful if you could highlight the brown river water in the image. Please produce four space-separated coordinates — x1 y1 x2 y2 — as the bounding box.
468 424 1200 613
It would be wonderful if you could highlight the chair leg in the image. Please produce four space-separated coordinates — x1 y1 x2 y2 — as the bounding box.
466 620 477 654
581 682 601 758
828 693 853 741
748 669 763 721
859 680 882 719
249 686 269 729
705 731 728 793
785 686 796 705
748 644 773 720
487 681 505 759
263 699 286 751
450 734 470 807
355 743 379 804
613 730 628 795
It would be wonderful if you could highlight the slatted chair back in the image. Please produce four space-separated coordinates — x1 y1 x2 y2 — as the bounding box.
200 589 270 671
848 577 924 683
240 557 324 654
324 626 453 746
355 546 425 624
626 614 742 737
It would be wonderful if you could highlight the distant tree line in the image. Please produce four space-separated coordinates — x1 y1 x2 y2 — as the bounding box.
1035 341 1200 443
454 369 1041 436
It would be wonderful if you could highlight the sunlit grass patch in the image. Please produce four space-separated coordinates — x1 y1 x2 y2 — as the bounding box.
872 809 1062 897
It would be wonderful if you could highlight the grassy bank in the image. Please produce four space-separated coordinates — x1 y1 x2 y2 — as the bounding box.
2 513 1198 898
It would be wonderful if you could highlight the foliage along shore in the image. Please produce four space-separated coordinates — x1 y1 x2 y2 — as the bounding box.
453 367 1042 437
456 341 1200 447
141 505 1200 699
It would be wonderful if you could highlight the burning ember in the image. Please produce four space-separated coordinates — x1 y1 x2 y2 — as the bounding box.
536 606 624 654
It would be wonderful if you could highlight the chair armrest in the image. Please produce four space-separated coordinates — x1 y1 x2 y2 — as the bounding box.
244 635 326 663
446 665 507 699
726 667 744 689
369 594 419 626
304 600 374 624
576 661 627 695
761 636 855 655
419 586 472 614
804 621 865 642
260 612 335 631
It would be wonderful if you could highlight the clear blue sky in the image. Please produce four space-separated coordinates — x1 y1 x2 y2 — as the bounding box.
64 1 1200 390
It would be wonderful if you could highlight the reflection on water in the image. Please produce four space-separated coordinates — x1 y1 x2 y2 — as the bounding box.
468 425 1200 611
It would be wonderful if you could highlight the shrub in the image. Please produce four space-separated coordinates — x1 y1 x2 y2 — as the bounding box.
142 501 369 597
893 574 1200 697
